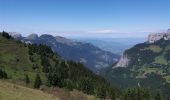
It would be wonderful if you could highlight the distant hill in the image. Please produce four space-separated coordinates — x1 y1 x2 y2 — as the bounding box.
12 33 120 72
72 37 146 54
103 29 170 100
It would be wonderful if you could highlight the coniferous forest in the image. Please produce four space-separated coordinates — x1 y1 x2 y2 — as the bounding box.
0 31 166 100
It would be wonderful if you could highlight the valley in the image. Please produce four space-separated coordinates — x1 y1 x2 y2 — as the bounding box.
0 0 169 99
0 32 118 100
1 30 169 100
103 29 170 100
11 33 120 73
72 37 146 54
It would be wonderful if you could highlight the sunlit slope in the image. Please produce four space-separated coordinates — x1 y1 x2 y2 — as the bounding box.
0 35 47 83
0 80 60 100
0 32 118 100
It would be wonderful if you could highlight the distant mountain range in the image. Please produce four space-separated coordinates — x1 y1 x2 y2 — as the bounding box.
0 31 119 99
72 37 146 54
9 33 119 72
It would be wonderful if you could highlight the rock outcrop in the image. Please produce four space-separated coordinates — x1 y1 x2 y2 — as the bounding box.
148 29 170 43
8 32 22 39
114 29 170 68
114 55 129 68
26 33 38 40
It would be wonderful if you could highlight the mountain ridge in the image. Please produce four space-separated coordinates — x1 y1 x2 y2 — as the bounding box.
115 29 170 68
0 31 119 99
103 29 170 100
9 32 119 72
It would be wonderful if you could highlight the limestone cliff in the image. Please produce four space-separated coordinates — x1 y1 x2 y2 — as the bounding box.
148 29 170 43
114 55 129 68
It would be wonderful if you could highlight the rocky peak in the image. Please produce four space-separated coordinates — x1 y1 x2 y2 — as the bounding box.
26 33 38 40
8 32 22 39
55 36 76 45
148 29 170 43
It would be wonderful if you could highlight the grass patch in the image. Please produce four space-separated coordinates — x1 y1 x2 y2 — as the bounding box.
0 36 48 84
142 45 162 53
137 65 165 77
0 80 60 100
164 75 170 83
165 45 170 51
154 55 168 65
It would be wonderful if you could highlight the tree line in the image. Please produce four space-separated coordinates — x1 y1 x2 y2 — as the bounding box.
28 43 118 99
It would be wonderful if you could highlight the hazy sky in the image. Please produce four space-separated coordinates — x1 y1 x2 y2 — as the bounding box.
0 0 170 38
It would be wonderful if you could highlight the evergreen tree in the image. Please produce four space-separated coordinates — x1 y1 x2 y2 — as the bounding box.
25 74 30 85
0 69 3 79
108 88 116 100
0 69 7 79
2 31 11 39
121 88 150 100
96 85 106 99
143 88 150 100
155 92 161 100
34 74 42 88
27 41 118 99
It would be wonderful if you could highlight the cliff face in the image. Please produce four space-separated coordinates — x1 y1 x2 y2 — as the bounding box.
114 29 170 68
105 30 170 100
114 55 129 68
148 29 170 43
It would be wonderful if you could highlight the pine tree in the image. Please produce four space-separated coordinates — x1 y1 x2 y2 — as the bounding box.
108 88 116 100
0 69 3 79
0 69 7 79
96 85 106 99
2 31 11 39
143 88 150 100
155 92 161 100
25 74 30 85
34 74 42 88
2 70 7 79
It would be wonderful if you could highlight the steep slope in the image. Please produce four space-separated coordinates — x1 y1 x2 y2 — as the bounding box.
21 34 119 72
1 31 163 100
0 31 118 99
103 29 170 100
0 80 60 100
114 29 170 81
0 80 101 100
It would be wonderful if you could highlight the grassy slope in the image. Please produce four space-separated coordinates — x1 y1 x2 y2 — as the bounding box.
0 80 60 100
142 45 162 53
0 36 99 100
0 80 98 100
48 88 97 100
0 36 47 84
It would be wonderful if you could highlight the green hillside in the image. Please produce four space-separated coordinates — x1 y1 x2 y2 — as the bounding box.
0 80 101 100
0 31 162 100
103 39 170 100
124 39 170 82
0 31 118 99
0 32 47 84
0 80 60 100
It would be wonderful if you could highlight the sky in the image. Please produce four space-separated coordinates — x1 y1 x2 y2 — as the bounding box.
0 0 170 38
